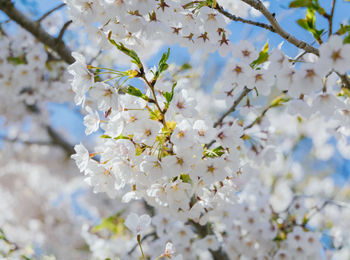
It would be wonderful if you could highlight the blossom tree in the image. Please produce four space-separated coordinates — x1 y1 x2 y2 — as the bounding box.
1 0 350 259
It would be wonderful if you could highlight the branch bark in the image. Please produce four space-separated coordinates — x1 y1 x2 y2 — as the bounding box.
239 0 320 56
37 3 65 23
0 0 74 64
214 3 275 33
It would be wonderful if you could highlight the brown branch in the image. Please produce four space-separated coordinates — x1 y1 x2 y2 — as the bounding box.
244 103 272 130
46 126 75 155
239 0 319 56
214 87 251 128
205 87 251 149
337 72 350 90
0 135 52 146
214 3 275 33
57 20 72 42
329 0 336 36
37 3 65 23
0 0 74 64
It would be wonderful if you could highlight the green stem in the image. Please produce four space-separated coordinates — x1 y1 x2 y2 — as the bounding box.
137 234 146 260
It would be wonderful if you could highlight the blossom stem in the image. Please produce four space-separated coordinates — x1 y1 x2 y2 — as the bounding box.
137 234 146 260
141 74 166 126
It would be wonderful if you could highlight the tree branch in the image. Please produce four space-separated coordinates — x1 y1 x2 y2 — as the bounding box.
0 0 74 64
329 0 336 36
46 126 75 155
244 103 272 130
214 87 251 128
37 3 65 23
0 135 52 146
214 3 275 33
206 87 251 149
57 20 72 42
337 72 350 90
239 0 320 56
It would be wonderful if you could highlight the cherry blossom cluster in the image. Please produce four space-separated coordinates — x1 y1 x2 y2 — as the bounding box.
0 26 71 124
65 0 350 258
70 49 245 221
65 0 258 55
1 0 350 259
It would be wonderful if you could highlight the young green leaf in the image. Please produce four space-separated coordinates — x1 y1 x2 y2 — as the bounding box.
154 48 171 80
125 85 150 101
250 41 269 68
289 0 312 8
108 38 142 68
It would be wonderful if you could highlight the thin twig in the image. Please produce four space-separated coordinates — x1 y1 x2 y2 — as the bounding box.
37 3 65 23
206 87 251 149
239 0 319 55
88 50 103 64
57 20 72 42
308 199 349 220
244 105 271 130
141 74 166 126
214 87 251 128
329 0 336 36
214 3 275 33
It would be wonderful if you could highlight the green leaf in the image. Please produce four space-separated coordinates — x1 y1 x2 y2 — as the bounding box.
311 28 324 41
100 134 111 139
206 0 217 7
270 94 290 107
7 56 26 65
250 41 269 68
344 34 350 44
114 134 129 140
205 146 225 158
93 214 126 235
180 173 192 184
180 63 192 71
337 24 350 35
163 82 177 104
163 92 173 103
314 5 326 15
296 7 324 42
108 38 142 68
297 19 310 30
306 8 315 29
125 85 149 101
289 0 312 8
158 48 170 69
155 48 171 80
